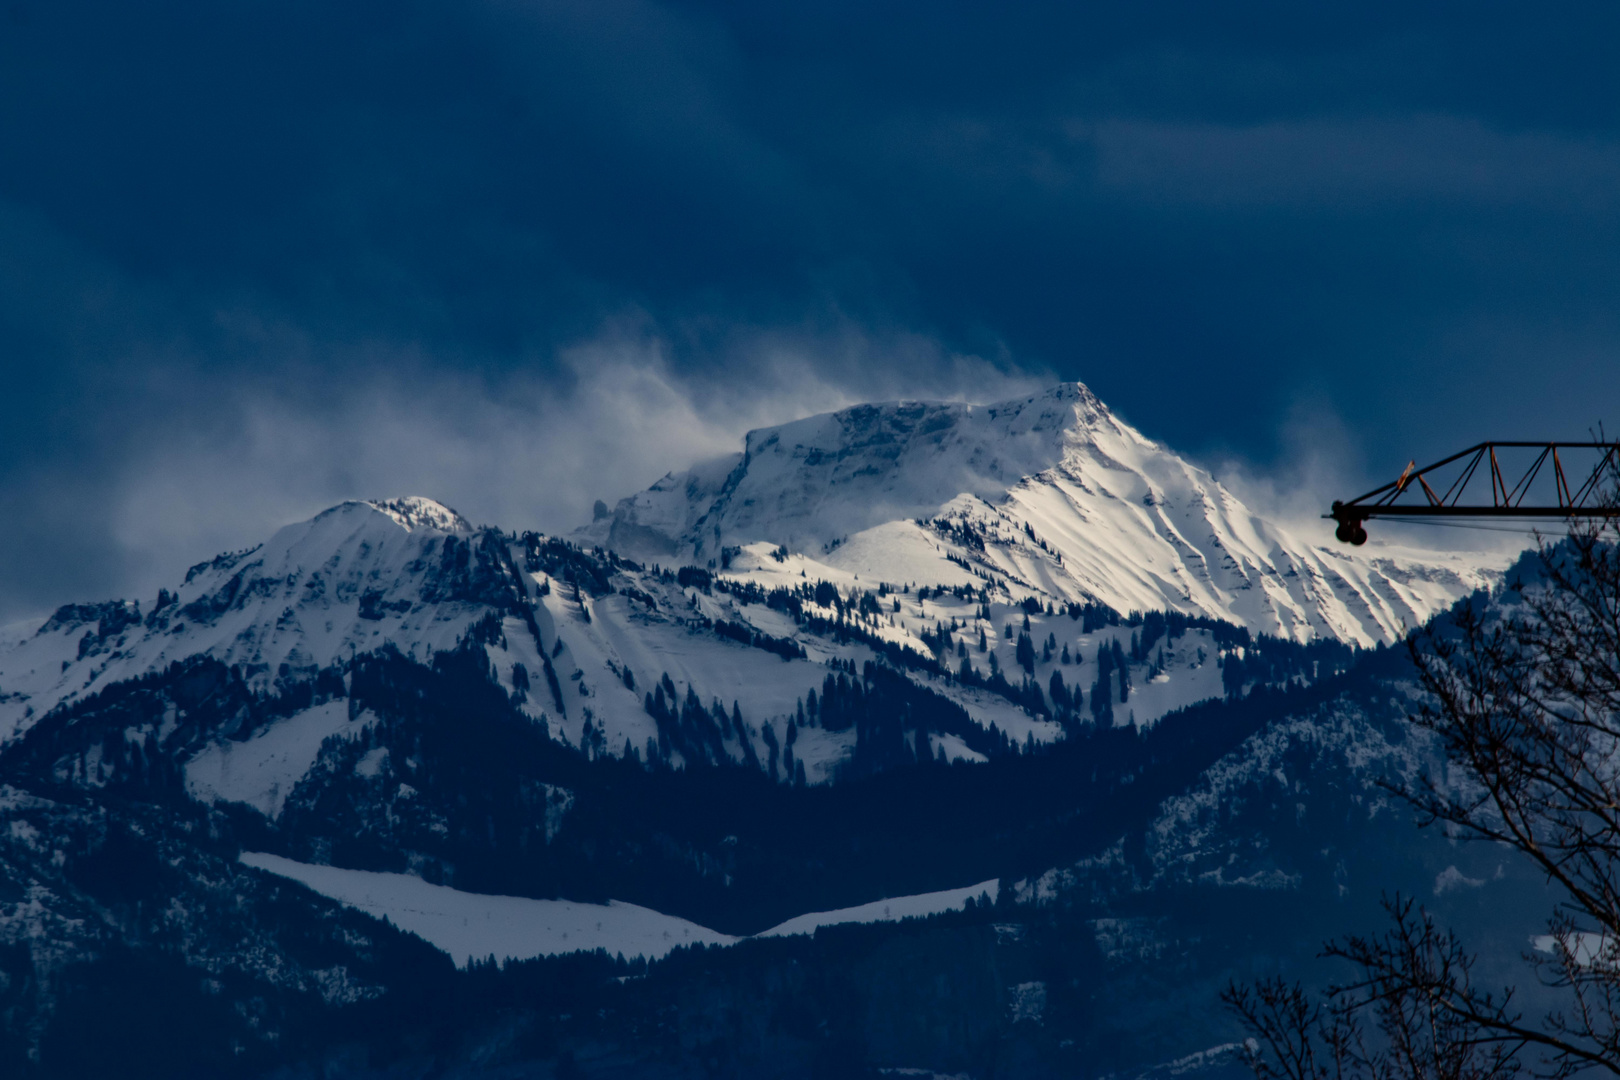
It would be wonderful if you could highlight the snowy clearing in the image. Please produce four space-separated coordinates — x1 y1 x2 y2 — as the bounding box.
755 878 1000 938
239 852 739 966
240 853 999 967
187 702 374 819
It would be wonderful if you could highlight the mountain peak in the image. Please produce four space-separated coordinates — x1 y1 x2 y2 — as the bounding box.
580 382 1503 645
580 382 1152 566
356 497 472 534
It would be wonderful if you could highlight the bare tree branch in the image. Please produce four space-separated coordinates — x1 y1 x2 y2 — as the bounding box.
1231 484 1620 1080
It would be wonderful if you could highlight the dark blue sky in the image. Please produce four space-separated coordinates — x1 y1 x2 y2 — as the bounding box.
3 1 1618 618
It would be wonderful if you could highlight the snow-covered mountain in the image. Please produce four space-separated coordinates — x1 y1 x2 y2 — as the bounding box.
0 384 1507 802
0 393 1546 1076
581 383 1499 647
0 496 506 744
0 494 1329 803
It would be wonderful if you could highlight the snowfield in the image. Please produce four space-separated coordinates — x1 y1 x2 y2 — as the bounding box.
185 702 377 819
240 853 999 967
240 852 740 966
755 878 1000 939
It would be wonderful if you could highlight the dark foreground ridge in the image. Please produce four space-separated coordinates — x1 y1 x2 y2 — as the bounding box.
0 612 1479 1078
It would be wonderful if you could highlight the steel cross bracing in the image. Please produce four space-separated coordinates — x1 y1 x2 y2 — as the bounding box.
1327 441 1620 545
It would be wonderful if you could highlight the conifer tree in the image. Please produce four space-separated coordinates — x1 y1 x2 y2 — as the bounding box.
1090 674 1113 723
761 721 780 781
1091 644 1115 724
1016 632 1036 675
1048 669 1069 710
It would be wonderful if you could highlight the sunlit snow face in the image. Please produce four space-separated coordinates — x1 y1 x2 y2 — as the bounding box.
586 384 1506 648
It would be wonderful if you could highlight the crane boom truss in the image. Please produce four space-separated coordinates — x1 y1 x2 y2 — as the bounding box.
1327 441 1620 544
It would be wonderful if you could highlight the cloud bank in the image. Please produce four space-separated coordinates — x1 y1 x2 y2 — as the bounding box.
2 0 1618 617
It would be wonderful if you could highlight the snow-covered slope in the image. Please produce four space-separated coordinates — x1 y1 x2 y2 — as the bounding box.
0 495 1073 801
240 852 1000 966
185 701 379 819
0 496 503 745
581 383 1501 646
4 486 1261 805
239 852 741 966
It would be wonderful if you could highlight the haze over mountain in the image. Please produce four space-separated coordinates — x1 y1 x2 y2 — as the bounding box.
5 2 1618 636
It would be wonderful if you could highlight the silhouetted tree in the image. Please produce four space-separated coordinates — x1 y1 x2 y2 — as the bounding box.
1229 501 1620 1080
1016 633 1036 675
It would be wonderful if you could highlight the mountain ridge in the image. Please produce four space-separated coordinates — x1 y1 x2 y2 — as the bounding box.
0 383 1506 779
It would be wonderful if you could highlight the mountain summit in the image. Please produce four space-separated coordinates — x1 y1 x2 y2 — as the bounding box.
581 383 1498 645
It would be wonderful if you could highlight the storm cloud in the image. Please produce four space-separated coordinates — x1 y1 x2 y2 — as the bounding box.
2 1 1618 618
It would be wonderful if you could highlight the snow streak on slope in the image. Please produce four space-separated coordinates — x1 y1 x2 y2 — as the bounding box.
510 571 843 775
582 384 1502 646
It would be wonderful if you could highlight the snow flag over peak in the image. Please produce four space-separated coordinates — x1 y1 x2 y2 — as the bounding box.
581 382 1501 646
